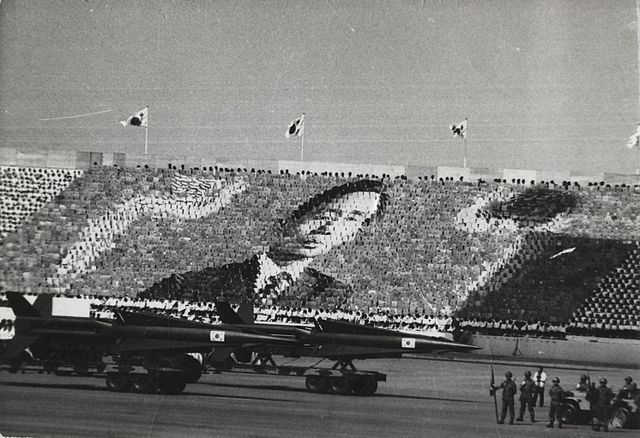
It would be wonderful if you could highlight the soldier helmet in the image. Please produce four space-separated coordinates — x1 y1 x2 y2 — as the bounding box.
505 371 513 378
580 374 588 382
524 370 531 378
625 376 633 382
599 377 607 384
552 377 560 383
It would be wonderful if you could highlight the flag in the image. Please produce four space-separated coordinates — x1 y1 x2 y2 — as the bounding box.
549 247 576 260
286 113 305 138
627 124 640 149
401 338 416 349
120 106 148 128
449 118 467 139
171 173 219 199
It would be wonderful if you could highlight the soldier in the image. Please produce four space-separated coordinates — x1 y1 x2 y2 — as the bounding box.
576 374 589 392
617 376 638 399
516 370 536 423
593 377 614 432
532 366 547 407
492 371 517 425
546 377 565 428
586 381 599 429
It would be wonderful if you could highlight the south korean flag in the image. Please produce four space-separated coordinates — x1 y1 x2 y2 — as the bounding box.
210 330 226 343
449 118 467 139
401 338 416 349
285 113 305 138
120 106 148 128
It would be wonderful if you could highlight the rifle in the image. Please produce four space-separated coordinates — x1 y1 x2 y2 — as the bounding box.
489 346 499 423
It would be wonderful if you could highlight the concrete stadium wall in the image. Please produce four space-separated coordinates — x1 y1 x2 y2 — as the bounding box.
0 147 17 165
1 147 639 185
45 151 78 169
278 160 405 178
469 335 640 369
433 165 640 186
467 167 503 182
405 165 438 179
536 169 572 184
605 172 640 185
502 168 538 183
14 151 48 168
437 166 470 181
565 171 606 185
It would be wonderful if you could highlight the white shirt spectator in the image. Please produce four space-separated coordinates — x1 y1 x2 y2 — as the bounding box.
533 369 547 388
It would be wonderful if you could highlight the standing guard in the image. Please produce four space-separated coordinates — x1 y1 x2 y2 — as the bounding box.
618 376 638 399
594 377 614 432
576 374 589 392
516 370 536 423
546 377 565 428
491 371 517 425
586 381 599 429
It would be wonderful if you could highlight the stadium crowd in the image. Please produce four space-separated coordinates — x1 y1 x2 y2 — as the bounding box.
0 166 83 238
0 164 638 342
0 293 637 340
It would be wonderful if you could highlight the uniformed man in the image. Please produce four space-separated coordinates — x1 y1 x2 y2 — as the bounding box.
546 377 565 428
617 376 638 399
586 382 599 430
576 374 589 392
516 370 536 423
532 366 547 407
593 377 614 432
492 371 517 425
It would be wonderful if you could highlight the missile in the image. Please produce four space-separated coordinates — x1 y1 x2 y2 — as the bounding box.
307 331 481 352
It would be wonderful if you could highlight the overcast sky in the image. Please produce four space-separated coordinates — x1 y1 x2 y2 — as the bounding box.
0 0 638 173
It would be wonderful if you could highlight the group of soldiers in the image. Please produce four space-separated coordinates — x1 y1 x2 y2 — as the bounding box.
491 366 637 431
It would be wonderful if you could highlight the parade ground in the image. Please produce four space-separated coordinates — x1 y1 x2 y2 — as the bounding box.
0 357 636 438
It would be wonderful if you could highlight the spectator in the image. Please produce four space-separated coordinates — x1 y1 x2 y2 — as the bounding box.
532 366 547 407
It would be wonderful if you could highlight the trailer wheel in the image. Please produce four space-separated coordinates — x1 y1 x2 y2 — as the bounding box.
329 377 353 396
106 373 130 392
158 374 187 395
7 358 22 374
353 378 378 396
180 355 203 384
212 357 236 373
561 401 580 424
305 376 330 393
131 375 156 394
73 361 90 376
609 406 630 429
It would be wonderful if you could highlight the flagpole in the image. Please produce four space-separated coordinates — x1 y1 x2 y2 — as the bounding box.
300 131 304 161
464 138 467 168
144 127 148 155
637 0 640 174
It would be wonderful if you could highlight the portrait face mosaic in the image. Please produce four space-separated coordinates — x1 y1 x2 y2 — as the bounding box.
289 191 382 258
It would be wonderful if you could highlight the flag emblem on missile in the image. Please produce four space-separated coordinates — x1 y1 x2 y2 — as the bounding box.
210 330 226 342
401 338 416 349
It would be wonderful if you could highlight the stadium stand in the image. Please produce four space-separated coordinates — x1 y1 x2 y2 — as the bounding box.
0 162 639 340
0 166 82 237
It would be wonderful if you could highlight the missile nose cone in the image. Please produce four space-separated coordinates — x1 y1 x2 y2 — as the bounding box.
221 330 297 345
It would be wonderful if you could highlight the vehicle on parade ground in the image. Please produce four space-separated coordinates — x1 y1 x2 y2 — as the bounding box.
206 301 481 396
560 390 592 425
561 389 639 430
1 293 479 397
0 292 296 395
608 396 639 430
